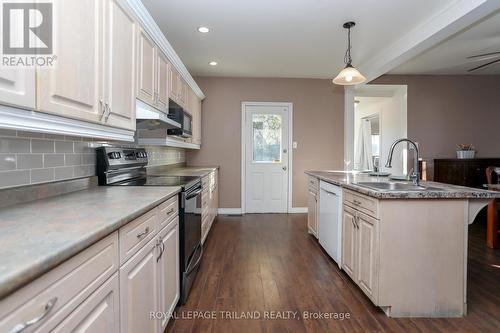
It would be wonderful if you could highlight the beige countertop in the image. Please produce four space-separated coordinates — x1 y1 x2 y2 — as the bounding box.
306 170 500 199
0 186 181 300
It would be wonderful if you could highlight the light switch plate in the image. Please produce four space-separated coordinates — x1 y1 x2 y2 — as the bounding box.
292 141 298 149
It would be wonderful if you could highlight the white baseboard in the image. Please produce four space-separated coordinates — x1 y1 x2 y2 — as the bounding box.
289 207 308 214
218 208 243 215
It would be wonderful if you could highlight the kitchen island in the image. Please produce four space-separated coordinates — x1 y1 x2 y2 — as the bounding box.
306 170 500 318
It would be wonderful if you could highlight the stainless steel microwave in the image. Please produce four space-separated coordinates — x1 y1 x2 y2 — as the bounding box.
167 101 192 138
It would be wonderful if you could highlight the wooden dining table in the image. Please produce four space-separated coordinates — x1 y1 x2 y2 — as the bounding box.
484 184 500 249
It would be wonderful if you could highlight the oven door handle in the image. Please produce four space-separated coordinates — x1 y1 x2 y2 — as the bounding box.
185 244 203 276
185 188 202 200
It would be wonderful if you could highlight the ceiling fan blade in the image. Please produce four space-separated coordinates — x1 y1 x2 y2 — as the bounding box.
467 51 500 59
468 58 500 72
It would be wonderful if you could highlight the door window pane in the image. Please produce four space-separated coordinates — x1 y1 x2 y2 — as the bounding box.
252 114 282 163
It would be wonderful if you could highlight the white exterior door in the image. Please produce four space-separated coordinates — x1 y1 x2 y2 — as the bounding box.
244 103 290 213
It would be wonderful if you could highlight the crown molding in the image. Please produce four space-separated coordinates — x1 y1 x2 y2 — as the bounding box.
123 0 205 99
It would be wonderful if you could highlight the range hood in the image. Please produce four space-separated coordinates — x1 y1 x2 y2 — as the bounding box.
135 99 181 130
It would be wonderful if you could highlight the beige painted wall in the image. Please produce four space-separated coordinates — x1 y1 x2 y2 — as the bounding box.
186 77 344 208
372 75 500 179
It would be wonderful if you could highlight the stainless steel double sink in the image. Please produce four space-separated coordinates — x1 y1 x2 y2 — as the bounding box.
356 182 444 192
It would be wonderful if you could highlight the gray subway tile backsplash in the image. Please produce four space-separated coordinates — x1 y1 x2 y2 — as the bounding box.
31 139 55 153
0 154 16 171
0 130 185 189
0 170 30 188
65 153 82 166
54 166 74 180
0 137 30 153
44 154 65 167
17 154 43 169
31 168 55 184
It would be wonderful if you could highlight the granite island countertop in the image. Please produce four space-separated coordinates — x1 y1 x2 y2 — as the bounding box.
0 186 181 300
305 170 500 199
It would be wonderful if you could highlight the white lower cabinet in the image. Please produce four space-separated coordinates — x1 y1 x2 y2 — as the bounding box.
341 202 379 304
119 236 159 333
52 273 119 333
0 195 180 333
157 218 180 332
201 170 219 244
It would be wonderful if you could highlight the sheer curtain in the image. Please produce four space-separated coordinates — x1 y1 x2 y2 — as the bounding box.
354 119 373 171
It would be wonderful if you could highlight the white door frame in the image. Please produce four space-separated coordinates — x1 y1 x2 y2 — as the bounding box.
241 102 293 214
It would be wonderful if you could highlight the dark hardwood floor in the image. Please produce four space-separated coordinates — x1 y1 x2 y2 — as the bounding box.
167 214 500 333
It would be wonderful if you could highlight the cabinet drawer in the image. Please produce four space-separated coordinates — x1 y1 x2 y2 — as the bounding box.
343 190 379 219
308 176 319 193
0 232 118 333
158 195 179 230
119 208 159 265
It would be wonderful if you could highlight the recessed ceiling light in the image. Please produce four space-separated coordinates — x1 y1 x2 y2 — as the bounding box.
209 61 218 66
198 26 210 33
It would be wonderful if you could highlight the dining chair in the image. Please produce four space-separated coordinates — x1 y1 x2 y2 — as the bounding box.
485 166 500 248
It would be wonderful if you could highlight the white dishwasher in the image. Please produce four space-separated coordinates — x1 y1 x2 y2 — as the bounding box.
319 181 342 267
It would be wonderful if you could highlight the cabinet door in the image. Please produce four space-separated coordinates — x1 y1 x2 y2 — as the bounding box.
189 90 202 145
120 237 159 333
342 207 357 280
307 190 318 236
37 0 102 123
357 212 379 302
168 65 179 103
103 0 137 130
137 28 156 106
0 68 35 109
156 53 169 112
157 220 180 331
52 273 119 333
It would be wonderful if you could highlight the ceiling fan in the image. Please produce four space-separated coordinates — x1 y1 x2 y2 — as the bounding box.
467 51 500 72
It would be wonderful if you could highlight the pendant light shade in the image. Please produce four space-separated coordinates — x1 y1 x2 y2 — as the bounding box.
332 64 366 85
333 22 366 86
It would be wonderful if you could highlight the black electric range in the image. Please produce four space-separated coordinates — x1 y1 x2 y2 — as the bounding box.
96 146 202 305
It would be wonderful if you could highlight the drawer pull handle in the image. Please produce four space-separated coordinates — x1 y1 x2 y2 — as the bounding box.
353 199 362 205
167 208 175 215
136 227 150 239
10 297 57 333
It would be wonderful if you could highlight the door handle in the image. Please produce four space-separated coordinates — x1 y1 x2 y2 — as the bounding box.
282 166 287 171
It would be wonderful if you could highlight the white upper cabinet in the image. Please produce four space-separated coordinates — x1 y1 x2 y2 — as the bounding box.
156 53 169 113
137 28 157 107
0 68 35 109
37 0 103 123
102 0 137 130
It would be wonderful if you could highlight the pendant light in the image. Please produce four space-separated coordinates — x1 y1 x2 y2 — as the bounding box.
333 22 366 85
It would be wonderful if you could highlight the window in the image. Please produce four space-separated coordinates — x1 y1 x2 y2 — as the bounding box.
252 114 282 163
371 134 380 157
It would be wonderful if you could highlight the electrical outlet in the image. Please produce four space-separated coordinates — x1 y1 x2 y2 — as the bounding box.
293 141 298 149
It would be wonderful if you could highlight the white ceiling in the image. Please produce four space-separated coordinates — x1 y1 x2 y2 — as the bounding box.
141 0 457 78
391 10 500 75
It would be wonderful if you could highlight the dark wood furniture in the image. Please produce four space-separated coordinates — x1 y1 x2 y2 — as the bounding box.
434 158 500 188
434 158 500 249
485 167 500 249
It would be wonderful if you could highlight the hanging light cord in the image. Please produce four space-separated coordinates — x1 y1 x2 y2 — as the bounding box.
344 27 352 66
